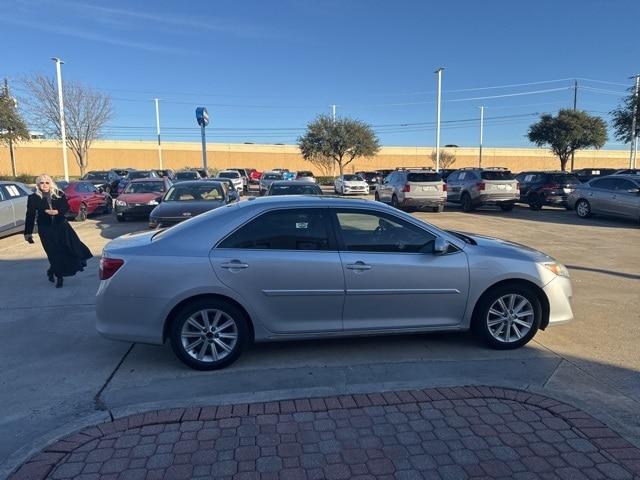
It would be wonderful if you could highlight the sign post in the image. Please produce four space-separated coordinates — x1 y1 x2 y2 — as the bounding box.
195 107 209 172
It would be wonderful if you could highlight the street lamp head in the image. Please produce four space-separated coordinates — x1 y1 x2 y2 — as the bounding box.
434 67 445 73
51 57 64 64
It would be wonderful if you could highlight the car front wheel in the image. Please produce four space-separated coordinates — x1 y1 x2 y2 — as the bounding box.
473 284 542 350
575 199 592 218
169 298 249 370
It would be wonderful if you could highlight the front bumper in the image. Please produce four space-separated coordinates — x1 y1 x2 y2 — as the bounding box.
115 203 156 217
543 275 573 327
342 187 369 195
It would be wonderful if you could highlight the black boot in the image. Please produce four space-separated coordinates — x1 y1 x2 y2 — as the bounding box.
55 276 64 288
47 269 54 283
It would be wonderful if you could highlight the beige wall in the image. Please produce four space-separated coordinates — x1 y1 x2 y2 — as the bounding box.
0 139 631 177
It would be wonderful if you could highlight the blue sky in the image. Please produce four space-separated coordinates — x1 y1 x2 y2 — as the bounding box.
1 0 638 148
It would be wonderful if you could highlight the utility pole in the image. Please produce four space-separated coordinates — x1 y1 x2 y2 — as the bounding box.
478 106 484 168
154 98 163 170
434 67 444 172
570 80 578 171
3 78 17 177
51 58 69 182
331 104 336 122
630 74 640 169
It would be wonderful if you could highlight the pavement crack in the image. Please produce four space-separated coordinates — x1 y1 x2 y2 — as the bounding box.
94 343 135 411
541 358 564 389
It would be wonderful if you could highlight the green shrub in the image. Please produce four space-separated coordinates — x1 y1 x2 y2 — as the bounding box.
0 173 36 184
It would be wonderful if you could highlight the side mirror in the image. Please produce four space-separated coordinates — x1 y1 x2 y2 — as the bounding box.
627 188 640 195
433 237 450 255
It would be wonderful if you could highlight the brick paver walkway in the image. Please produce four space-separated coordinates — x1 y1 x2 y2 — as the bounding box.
9 386 640 480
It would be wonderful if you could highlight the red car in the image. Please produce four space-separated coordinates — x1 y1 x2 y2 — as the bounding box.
249 169 262 184
63 181 113 221
114 178 172 222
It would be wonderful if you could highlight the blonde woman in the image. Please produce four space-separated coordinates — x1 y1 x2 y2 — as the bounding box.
24 174 92 288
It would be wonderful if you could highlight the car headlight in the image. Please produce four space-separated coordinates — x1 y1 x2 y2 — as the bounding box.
541 261 570 278
115 200 127 206
147 200 159 205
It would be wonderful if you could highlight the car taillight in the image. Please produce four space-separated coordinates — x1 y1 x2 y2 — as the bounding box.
402 185 411 192
100 257 124 280
442 183 447 192
516 183 520 190
477 182 485 191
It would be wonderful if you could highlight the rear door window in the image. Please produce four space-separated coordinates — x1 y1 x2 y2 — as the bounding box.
481 171 515 180
590 178 616 190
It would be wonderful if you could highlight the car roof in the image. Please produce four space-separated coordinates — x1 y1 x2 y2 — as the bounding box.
130 177 164 182
271 181 318 186
171 180 222 186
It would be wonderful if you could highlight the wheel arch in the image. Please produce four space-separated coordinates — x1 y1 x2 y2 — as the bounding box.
162 293 256 343
471 278 551 331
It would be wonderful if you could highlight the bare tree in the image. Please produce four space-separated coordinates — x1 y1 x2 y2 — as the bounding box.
430 150 456 169
23 74 112 176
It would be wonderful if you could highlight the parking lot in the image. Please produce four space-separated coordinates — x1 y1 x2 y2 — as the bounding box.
1 196 639 476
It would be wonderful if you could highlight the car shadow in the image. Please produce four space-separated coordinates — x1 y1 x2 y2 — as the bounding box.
94 213 150 240
445 203 638 230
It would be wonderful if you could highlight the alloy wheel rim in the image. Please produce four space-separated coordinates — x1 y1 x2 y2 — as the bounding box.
181 309 238 362
577 201 589 217
486 294 534 343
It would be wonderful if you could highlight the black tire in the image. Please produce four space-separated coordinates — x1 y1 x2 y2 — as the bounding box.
116 214 126 222
575 199 592 218
169 298 250 370
461 193 474 212
75 203 88 222
528 194 543 211
391 195 399 209
499 202 515 212
473 283 542 350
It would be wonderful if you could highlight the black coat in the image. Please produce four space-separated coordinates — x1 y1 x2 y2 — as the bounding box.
25 192 93 277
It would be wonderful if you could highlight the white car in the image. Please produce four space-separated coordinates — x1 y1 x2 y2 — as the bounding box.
335 174 369 195
217 170 244 195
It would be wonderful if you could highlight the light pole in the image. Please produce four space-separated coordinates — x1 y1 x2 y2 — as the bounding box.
478 106 484 168
434 67 444 172
630 74 640 169
52 57 69 182
154 98 163 170
331 104 336 122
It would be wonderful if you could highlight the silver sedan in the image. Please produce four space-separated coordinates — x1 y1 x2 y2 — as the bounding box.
96 196 573 370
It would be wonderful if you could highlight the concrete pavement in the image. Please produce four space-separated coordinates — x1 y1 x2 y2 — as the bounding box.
1 202 639 478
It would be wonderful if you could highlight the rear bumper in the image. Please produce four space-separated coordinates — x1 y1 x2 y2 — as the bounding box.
96 285 165 345
402 196 446 207
543 276 573 327
474 194 519 205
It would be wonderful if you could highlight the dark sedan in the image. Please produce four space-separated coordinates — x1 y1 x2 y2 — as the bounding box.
115 178 171 222
149 181 233 228
266 181 322 196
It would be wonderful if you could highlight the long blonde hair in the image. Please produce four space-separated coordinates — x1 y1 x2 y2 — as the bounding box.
34 174 62 199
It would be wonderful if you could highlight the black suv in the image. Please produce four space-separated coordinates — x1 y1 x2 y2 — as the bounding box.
515 171 580 210
356 171 383 190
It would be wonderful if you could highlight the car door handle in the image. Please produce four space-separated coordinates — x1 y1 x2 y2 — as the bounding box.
220 261 249 270
346 262 372 271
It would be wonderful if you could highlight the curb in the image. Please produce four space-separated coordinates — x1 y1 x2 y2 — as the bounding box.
9 385 640 479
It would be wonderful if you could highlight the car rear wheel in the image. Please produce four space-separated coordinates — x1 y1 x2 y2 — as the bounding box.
528 194 543 211
473 284 542 350
575 199 592 218
75 203 88 222
391 195 399 209
499 202 515 212
461 193 474 212
169 298 249 370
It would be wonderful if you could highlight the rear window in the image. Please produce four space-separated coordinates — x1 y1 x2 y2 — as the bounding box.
407 172 441 182
549 174 580 184
481 171 514 180
263 173 282 180
343 175 364 181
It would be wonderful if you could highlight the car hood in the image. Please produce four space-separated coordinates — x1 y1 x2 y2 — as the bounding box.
118 193 163 203
151 200 224 218
459 232 553 263
343 181 368 186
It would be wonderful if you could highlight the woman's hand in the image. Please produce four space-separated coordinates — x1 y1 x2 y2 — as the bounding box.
44 209 59 216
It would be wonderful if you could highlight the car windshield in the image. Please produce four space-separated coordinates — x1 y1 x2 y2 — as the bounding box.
343 175 364 181
481 170 514 180
176 172 199 180
263 173 282 180
407 172 441 182
359 172 378 180
297 171 313 177
270 184 322 195
83 172 108 180
165 184 223 201
213 178 234 187
219 172 239 179
124 181 165 193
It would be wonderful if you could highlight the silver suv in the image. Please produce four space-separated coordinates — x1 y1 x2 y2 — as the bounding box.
446 167 519 212
375 169 447 212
